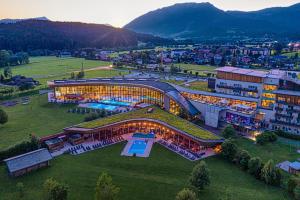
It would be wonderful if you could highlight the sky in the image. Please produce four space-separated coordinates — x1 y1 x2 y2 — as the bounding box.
0 0 299 27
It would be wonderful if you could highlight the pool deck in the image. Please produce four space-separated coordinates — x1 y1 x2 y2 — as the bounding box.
121 136 154 158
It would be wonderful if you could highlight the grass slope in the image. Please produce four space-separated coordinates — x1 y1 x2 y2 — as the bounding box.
0 143 290 200
77 106 220 140
0 95 84 150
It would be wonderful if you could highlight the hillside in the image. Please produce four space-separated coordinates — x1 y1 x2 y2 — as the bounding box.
0 20 173 51
124 2 300 40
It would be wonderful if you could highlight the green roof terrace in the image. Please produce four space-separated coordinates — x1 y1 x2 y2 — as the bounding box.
74 106 222 141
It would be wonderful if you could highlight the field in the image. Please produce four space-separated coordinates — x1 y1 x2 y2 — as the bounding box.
2 56 112 79
175 63 217 74
0 57 128 99
184 81 211 92
0 95 84 150
0 143 291 200
282 51 300 58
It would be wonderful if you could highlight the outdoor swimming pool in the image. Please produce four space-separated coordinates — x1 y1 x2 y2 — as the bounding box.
133 133 155 139
100 100 132 106
128 140 147 154
79 103 118 111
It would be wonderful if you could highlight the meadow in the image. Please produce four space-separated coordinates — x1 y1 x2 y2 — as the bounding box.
175 63 217 74
0 143 292 200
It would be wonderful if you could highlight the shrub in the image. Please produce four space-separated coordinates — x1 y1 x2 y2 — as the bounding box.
43 178 69 200
256 131 277 145
84 113 99 122
0 108 8 125
235 150 251 170
0 134 39 162
221 139 238 161
175 188 197 200
248 157 263 179
222 125 236 139
275 130 300 140
95 172 119 200
189 161 210 191
261 160 281 186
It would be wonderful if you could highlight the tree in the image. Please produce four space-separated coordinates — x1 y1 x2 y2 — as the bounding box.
175 188 197 200
3 67 12 79
0 108 8 125
95 172 120 200
295 184 300 200
221 139 238 161
248 157 263 179
235 150 251 170
189 161 210 191
0 50 10 67
16 182 25 199
43 178 69 200
222 125 236 139
261 160 281 186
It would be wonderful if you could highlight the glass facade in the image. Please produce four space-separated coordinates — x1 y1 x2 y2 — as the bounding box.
181 92 257 113
54 84 182 115
261 84 277 109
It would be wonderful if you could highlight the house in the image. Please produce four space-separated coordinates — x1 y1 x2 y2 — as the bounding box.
4 148 52 177
289 161 300 175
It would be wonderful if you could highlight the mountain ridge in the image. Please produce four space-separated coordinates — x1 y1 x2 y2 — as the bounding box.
124 2 300 40
0 20 174 51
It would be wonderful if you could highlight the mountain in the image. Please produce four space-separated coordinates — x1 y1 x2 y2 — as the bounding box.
124 2 300 40
0 20 173 51
0 17 49 24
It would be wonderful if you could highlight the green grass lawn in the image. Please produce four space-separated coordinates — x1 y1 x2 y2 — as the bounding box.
3 56 112 79
0 95 84 150
175 63 217 74
77 106 220 140
282 51 300 58
0 143 291 200
184 81 211 92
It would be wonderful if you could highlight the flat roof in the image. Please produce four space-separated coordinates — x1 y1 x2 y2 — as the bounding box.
216 67 268 78
49 78 199 116
290 161 300 170
4 148 52 173
71 106 222 141
173 85 259 103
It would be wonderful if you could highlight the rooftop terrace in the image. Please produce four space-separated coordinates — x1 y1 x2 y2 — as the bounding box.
74 106 221 141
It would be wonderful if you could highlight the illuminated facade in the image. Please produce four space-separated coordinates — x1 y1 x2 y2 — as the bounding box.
48 79 199 116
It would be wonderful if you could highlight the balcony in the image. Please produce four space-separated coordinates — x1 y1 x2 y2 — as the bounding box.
216 84 258 92
271 119 300 128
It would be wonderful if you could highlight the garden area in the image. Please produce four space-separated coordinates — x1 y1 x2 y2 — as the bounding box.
0 143 291 200
174 63 217 75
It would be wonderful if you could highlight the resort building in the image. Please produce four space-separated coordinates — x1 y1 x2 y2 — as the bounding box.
41 106 223 156
48 79 199 116
4 148 52 177
47 68 300 135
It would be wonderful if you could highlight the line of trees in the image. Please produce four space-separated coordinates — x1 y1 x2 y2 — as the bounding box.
221 139 282 186
15 172 120 200
0 50 29 68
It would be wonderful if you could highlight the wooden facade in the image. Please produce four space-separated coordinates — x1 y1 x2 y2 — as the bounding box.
62 119 222 152
217 71 263 83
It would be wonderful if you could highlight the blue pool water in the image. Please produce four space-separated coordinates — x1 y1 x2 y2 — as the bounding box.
100 100 132 106
133 133 155 139
128 140 147 154
82 103 118 111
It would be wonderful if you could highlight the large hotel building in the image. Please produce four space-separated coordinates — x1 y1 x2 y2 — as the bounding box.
47 67 300 135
